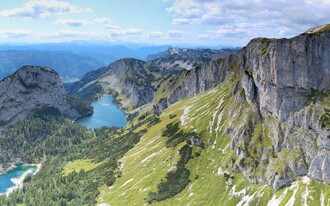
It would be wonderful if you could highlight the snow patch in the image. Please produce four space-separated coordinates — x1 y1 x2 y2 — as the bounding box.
207 88 218 95
118 159 125 172
140 148 165 164
302 176 311 185
220 143 230 154
302 186 312 206
229 185 246 198
128 147 147 158
267 180 299 206
217 167 224 176
119 178 134 189
320 191 325 206
286 183 299 206
236 191 256 206
209 98 223 136
180 106 192 125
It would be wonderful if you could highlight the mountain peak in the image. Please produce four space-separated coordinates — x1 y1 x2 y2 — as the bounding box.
0 66 81 128
306 23 330 34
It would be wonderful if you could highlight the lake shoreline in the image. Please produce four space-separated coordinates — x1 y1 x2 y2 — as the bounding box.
74 110 94 122
0 163 15 174
1 163 41 197
76 95 127 129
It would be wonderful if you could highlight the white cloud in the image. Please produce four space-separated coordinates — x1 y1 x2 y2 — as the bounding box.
0 29 33 39
167 30 186 38
0 0 92 19
305 0 330 4
0 28 192 45
48 30 102 39
167 0 330 39
110 28 143 36
0 29 111 43
172 18 191 25
93 16 142 36
94 17 111 25
148 31 162 39
55 19 90 27
104 24 121 30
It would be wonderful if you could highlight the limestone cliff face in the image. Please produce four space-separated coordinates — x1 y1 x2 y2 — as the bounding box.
156 29 330 117
154 25 330 189
0 66 80 128
244 33 330 121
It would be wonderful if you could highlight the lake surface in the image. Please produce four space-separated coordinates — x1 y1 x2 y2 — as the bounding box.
76 96 127 129
0 164 37 194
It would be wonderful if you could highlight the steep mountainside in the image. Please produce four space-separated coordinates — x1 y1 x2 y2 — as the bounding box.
154 26 330 115
0 50 103 81
97 80 330 205
150 24 330 189
95 26 330 206
0 66 86 128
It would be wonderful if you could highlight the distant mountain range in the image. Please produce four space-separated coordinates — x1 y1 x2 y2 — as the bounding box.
147 47 239 70
0 50 103 81
0 43 174 81
0 43 172 63
0 44 237 81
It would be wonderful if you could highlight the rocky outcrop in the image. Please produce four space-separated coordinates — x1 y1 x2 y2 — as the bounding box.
153 24 330 189
0 66 81 128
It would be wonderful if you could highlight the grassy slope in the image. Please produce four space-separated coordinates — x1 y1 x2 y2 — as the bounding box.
63 159 102 176
97 75 330 206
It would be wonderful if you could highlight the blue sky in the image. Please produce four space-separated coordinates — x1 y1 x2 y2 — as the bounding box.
0 0 329 46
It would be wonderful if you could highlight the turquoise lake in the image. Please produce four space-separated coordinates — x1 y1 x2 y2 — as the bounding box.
0 164 37 194
76 96 127 129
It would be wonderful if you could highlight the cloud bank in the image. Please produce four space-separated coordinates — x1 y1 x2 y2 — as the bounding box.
0 0 91 19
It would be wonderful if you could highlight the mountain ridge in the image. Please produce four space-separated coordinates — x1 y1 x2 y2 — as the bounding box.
67 48 237 110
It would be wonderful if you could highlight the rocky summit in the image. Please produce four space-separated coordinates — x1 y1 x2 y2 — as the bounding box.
0 66 82 128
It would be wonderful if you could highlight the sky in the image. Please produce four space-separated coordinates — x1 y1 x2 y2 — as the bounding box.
0 0 329 47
